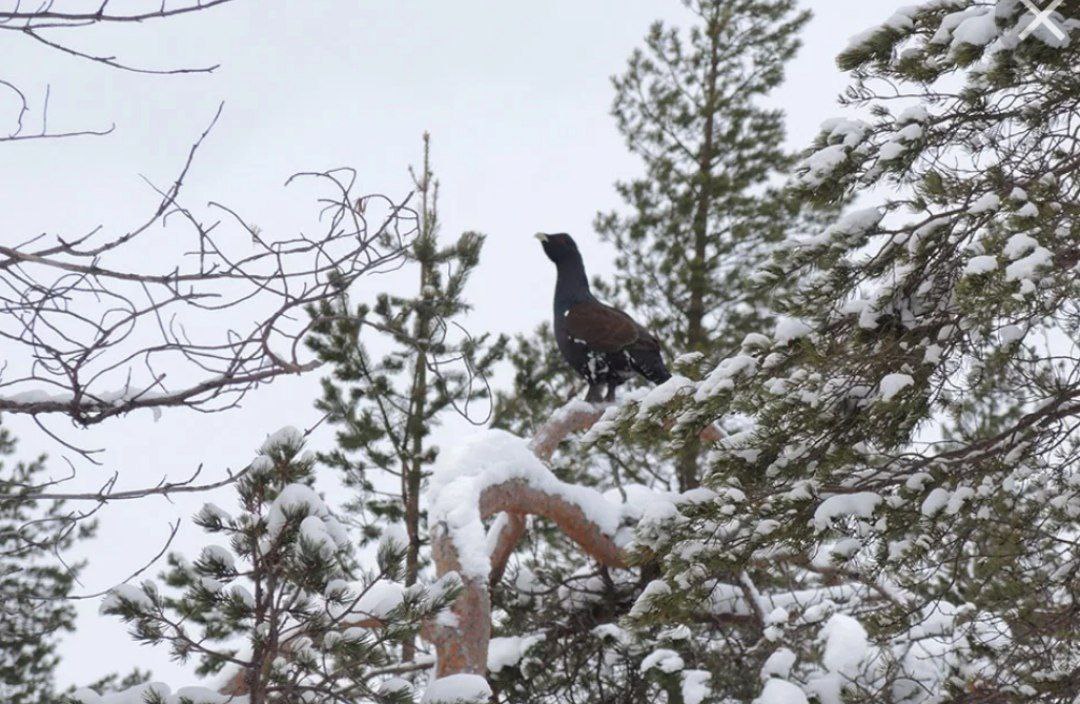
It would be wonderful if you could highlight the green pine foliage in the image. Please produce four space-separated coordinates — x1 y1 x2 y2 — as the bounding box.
595 0 809 364
0 425 92 704
307 135 505 666
95 427 456 704
599 2 1080 701
493 324 582 437
307 134 506 551
594 0 812 493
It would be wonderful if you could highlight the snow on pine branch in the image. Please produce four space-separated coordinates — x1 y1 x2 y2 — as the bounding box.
423 397 731 689
618 2 1080 702
92 425 458 703
427 427 624 580
429 393 718 583
70 682 232 704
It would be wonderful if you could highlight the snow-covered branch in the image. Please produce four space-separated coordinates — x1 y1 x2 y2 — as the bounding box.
425 398 726 687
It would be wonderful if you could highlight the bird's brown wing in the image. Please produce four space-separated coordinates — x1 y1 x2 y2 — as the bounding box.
564 302 640 353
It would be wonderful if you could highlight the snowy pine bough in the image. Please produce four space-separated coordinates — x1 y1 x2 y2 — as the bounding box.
590 1 1080 702
85 428 459 704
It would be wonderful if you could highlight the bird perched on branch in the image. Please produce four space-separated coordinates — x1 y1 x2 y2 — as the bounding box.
536 232 671 403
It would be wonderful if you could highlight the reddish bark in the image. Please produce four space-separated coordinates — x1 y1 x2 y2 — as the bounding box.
429 477 630 677
528 402 605 461
480 481 626 568
487 512 526 586
429 528 492 678
429 401 723 677
485 402 608 584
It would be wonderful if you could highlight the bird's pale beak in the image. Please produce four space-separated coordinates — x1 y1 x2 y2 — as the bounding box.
534 233 549 243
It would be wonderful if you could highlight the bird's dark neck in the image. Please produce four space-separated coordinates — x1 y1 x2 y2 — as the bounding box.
553 253 593 313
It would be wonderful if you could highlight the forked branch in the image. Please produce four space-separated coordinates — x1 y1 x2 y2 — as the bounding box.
428 400 720 678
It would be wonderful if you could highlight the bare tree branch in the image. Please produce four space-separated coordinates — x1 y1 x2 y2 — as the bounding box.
0 1 239 141
0 110 419 429
3 461 246 503
0 1 238 25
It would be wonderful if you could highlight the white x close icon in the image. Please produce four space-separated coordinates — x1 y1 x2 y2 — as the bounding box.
1019 0 1067 40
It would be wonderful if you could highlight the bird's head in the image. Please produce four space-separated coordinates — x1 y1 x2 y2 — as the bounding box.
535 232 580 265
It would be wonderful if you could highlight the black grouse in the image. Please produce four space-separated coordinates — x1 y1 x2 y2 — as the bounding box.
536 232 672 403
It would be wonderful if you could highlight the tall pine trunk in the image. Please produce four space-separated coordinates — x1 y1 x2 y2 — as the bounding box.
311 132 505 676
401 134 436 661
676 20 721 493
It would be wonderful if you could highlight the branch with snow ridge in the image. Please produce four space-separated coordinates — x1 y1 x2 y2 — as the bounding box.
425 397 722 682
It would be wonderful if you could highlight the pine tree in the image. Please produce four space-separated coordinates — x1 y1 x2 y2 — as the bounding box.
0 424 91 704
93 427 457 704
308 134 506 661
489 2 811 701
603 2 1080 701
595 0 810 491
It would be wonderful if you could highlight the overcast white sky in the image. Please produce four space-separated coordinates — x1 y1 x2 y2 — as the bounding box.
2 0 899 689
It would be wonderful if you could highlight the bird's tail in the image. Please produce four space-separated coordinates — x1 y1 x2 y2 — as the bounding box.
644 364 672 385
631 347 672 385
